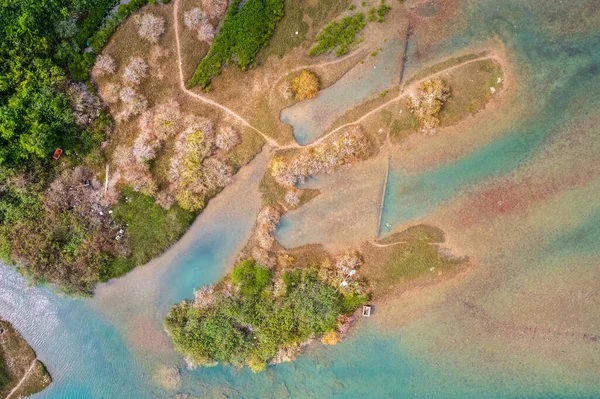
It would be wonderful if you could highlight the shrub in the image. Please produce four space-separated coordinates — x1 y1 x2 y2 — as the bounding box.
377 1 391 22
368 7 376 22
284 189 300 206
203 0 229 19
269 126 371 187
255 206 281 250
164 261 363 371
93 54 117 77
290 70 320 101
215 126 240 151
117 87 148 121
66 83 101 127
122 57 148 85
184 8 205 30
137 13 165 44
309 13 366 57
183 8 216 42
407 77 451 133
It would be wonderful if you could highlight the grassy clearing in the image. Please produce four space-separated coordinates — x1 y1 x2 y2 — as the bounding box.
377 224 445 244
438 59 503 125
109 188 195 276
0 320 51 398
224 128 266 171
248 95 294 144
404 52 489 86
306 0 353 28
362 229 466 296
259 0 310 59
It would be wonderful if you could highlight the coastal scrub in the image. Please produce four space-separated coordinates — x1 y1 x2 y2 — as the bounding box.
164 258 369 372
407 78 451 133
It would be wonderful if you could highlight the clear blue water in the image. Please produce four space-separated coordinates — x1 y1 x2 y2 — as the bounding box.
2 0 600 397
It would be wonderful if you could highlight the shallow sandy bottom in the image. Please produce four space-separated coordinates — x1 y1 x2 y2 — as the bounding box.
275 149 389 252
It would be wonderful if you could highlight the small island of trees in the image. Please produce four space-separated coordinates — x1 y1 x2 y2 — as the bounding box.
165 255 370 372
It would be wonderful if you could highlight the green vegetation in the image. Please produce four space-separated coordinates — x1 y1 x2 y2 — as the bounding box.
165 259 369 372
111 188 195 273
363 226 466 296
0 0 193 295
0 320 51 398
377 1 392 22
368 7 376 21
349 4 356 10
188 0 285 89
0 0 131 294
309 13 366 57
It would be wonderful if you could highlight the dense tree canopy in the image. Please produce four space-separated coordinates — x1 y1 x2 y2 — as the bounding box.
165 259 369 372
0 0 120 165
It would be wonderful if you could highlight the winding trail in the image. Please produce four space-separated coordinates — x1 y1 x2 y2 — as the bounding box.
5 359 37 399
172 0 496 151
267 49 369 107
172 0 285 148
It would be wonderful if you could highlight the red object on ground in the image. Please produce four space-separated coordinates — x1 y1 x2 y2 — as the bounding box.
53 148 63 160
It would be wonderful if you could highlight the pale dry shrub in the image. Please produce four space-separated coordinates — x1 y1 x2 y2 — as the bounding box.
100 82 121 104
270 126 370 187
140 100 181 143
252 246 276 269
407 77 451 133
203 0 229 19
93 54 116 77
335 251 362 274
255 207 281 250
215 126 240 151
137 13 165 44
132 101 182 163
193 285 216 309
155 189 176 209
122 57 148 85
184 8 216 42
132 133 157 163
112 145 134 167
67 82 100 127
201 158 232 190
197 23 216 43
284 189 301 206
117 87 148 121
184 8 205 30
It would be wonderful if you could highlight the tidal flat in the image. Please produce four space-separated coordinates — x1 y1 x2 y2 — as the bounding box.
0 0 599 397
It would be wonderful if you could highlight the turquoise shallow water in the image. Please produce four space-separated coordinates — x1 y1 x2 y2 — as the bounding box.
2 0 600 397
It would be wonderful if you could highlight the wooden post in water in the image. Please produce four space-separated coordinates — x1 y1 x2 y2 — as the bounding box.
104 164 109 204
399 22 414 89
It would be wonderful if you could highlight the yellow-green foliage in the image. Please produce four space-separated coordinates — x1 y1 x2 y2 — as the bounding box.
407 77 451 133
179 130 208 187
290 70 320 101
